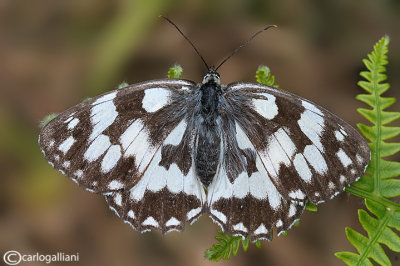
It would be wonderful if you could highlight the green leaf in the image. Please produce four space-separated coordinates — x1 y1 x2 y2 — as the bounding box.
335 251 373 266
255 240 262 249
359 210 400 252
379 97 397 109
390 211 400 231
205 231 250 261
256 65 279 87
380 179 400 198
356 124 375 141
357 109 400 125
356 94 375 108
370 142 400 157
357 95 397 110
377 160 400 179
380 126 400 140
353 176 374 192
305 201 318 212
118 81 129 89
345 227 390 266
365 201 400 231
168 65 183 79
241 238 250 251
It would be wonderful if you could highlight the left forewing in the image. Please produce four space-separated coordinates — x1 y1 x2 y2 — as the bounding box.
39 79 196 194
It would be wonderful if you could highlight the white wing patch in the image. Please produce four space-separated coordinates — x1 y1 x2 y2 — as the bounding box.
128 125 205 203
298 110 325 151
302 100 324 116
120 119 144 150
127 210 135 219
303 145 328 175
252 93 278 119
142 216 159 227
288 189 306 200
232 172 249 198
274 128 296 158
208 129 283 218
92 91 117 105
84 134 111 162
101 145 122 173
108 180 124 190
288 205 297 218
164 119 186 145
260 132 291 178
235 122 253 149
337 148 352 167
254 224 268 235
90 93 118 141
233 222 248 233
293 153 312 183
58 136 75 154
166 217 180 227
122 120 155 172
335 130 345 141
142 88 171 113
67 118 79 130
249 164 280 204
114 193 122 206
187 207 202 220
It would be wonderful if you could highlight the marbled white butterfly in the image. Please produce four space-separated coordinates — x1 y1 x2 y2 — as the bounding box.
39 17 370 241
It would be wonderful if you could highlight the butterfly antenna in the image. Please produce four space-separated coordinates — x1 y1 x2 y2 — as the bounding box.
159 15 210 71
215 24 277 71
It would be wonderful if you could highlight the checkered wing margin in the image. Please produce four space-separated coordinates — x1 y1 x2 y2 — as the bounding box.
39 79 206 233
206 82 370 241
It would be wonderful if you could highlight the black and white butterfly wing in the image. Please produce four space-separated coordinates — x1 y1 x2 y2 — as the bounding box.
39 79 205 232
206 82 370 240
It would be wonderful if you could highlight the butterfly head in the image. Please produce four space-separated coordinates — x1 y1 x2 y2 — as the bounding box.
202 69 220 85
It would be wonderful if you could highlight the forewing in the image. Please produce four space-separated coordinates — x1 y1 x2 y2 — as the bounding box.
39 79 196 193
223 82 370 204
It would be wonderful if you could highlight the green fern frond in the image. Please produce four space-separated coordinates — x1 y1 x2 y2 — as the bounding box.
335 36 400 266
204 231 260 261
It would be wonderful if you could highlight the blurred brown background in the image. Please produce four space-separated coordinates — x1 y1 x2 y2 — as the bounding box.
1 0 399 265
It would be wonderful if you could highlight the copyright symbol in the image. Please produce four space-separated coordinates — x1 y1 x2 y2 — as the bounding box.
3 250 21 265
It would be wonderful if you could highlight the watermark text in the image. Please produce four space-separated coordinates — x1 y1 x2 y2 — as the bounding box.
3 250 79 265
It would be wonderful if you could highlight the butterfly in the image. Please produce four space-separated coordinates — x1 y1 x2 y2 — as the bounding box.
38 17 370 242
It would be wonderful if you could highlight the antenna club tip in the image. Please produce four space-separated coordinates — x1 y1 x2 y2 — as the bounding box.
264 24 278 30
